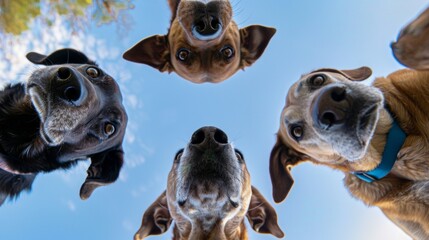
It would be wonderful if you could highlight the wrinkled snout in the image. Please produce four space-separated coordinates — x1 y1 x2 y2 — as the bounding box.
312 85 350 130
53 67 87 106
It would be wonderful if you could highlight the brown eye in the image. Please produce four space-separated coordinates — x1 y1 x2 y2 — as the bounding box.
221 46 234 59
86 67 99 78
310 75 325 86
177 49 190 62
104 123 116 136
290 125 303 140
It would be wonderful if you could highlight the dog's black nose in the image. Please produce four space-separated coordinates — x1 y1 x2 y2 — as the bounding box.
190 126 228 146
55 67 84 105
313 85 349 130
192 15 222 40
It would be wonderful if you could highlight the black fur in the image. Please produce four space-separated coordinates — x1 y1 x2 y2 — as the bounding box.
0 49 127 205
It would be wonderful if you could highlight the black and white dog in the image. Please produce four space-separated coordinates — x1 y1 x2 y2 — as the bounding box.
0 48 127 205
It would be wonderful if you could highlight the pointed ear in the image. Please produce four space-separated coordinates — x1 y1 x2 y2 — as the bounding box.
123 35 172 72
79 147 124 200
246 186 285 238
134 191 172 240
240 25 276 68
311 66 372 81
270 135 306 203
26 48 97 66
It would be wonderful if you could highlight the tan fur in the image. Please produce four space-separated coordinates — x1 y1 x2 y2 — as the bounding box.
123 0 276 84
270 68 429 239
135 127 284 240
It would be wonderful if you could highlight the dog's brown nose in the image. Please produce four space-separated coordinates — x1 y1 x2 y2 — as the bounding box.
313 85 349 130
190 126 228 146
192 15 222 40
55 67 85 105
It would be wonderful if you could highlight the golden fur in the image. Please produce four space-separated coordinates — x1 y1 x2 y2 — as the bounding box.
270 67 429 239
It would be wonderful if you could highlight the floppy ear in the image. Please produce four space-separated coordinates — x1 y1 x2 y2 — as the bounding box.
26 48 97 66
269 135 306 203
240 25 276 68
122 35 172 72
246 186 285 238
79 147 124 200
134 191 172 240
311 66 372 81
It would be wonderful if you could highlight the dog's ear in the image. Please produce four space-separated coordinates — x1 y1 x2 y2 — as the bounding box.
79 147 124 200
240 25 276 68
311 66 372 81
269 135 306 203
134 191 172 240
246 186 285 238
122 35 172 72
26 48 97 66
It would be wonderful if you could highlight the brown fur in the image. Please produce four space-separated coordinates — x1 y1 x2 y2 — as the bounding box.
135 127 284 240
392 6 429 70
270 67 429 239
123 0 276 84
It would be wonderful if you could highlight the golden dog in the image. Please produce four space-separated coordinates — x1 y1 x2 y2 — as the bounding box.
123 0 276 84
135 126 284 239
269 66 429 239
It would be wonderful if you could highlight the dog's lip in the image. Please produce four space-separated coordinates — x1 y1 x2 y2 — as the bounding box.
355 103 379 146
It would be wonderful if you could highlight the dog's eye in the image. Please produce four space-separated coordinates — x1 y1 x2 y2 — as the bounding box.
86 67 99 78
309 74 325 86
104 123 116 136
221 46 234 60
174 149 184 163
235 149 244 162
290 125 304 140
177 49 190 62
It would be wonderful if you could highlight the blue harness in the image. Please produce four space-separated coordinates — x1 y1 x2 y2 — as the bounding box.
353 120 406 183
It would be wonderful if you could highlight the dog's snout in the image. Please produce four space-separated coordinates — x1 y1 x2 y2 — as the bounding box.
192 14 222 40
313 85 349 130
54 67 85 105
190 127 228 146
194 16 220 35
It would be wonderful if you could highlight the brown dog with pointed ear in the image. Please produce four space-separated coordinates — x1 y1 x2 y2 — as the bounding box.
270 66 429 239
392 6 429 70
135 126 284 240
123 0 276 84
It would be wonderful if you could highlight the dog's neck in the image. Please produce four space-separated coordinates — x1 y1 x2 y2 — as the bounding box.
172 219 247 240
0 84 62 173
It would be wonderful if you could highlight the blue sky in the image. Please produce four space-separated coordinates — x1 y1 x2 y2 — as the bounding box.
0 0 427 239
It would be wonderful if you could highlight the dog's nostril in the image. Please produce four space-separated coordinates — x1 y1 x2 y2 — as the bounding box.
63 86 81 102
210 17 220 30
321 112 336 127
213 129 228 144
331 88 346 102
195 20 206 32
57 67 71 80
191 129 205 145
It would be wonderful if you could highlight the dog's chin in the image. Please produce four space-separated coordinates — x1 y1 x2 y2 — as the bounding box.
336 104 381 161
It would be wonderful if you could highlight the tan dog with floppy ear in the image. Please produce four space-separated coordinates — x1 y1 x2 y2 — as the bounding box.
270 65 429 239
135 126 284 240
123 0 276 84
